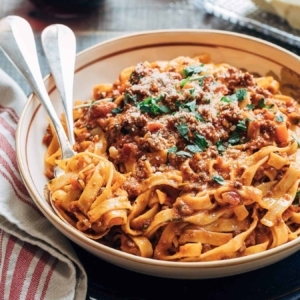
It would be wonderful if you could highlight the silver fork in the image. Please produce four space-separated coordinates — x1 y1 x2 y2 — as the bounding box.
0 16 75 177
41 24 76 147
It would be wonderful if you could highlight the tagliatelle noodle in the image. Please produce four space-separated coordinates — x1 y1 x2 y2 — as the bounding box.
45 54 300 261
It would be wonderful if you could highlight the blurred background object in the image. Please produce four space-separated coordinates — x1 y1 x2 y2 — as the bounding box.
195 0 300 47
28 0 105 18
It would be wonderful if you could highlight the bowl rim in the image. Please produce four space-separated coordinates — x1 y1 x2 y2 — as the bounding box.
16 28 300 271
73 28 300 68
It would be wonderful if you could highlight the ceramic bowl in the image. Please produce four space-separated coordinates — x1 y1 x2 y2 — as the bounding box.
16 29 300 279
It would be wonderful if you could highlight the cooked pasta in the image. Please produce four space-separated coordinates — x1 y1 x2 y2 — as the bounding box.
44 54 300 261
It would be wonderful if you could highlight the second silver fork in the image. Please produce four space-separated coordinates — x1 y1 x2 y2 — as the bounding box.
42 23 76 147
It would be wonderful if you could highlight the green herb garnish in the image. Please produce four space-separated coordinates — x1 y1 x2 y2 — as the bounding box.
221 95 235 103
195 75 206 86
166 146 178 163
137 95 170 115
195 113 205 122
176 124 208 154
189 88 195 96
228 131 241 145
216 140 226 154
276 115 284 122
176 100 205 122
182 65 205 77
194 132 208 151
180 77 191 88
125 92 137 105
184 100 197 112
176 123 190 141
111 107 123 114
176 150 193 158
212 175 225 185
186 145 202 153
73 98 114 110
258 98 274 109
167 146 178 154
236 119 248 132
235 88 247 102
246 103 254 110
292 134 300 148
221 88 247 103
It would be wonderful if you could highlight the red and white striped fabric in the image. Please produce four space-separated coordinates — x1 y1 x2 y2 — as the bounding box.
0 69 87 300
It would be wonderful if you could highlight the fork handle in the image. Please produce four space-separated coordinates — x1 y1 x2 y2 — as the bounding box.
42 24 76 146
0 16 74 159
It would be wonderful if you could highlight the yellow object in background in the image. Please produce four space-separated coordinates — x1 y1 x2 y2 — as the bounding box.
251 0 300 30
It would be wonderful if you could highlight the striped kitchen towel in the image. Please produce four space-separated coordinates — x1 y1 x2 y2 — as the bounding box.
0 68 87 300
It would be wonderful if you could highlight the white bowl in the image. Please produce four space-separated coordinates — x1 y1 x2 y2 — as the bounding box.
16 29 300 279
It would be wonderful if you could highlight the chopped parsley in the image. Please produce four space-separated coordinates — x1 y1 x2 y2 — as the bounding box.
111 107 123 114
221 95 235 103
176 100 205 122
186 144 202 153
176 122 208 150
182 64 205 77
194 75 206 86
125 92 137 105
212 175 225 185
185 101 201 118
167 146 178 154
180 64 206 87
73 98 114 110
189 88 195 96
167 146 194 158
112 93 137 114
221 88 247 103
166 146 178 162
195 113 205 122
137 95 170 115
246 103 254 110
228 131 242 145
292 134 300 148
216 140 226 154
194 132 208 151
189 75 207 85
236 119 248 132
183 100 197 113
235 88 247 102
258 98 274 109
275 115 284 122
176 150 193 158
180 77 191 88
227 119 249 145
176 123 190 141
175 123 209 155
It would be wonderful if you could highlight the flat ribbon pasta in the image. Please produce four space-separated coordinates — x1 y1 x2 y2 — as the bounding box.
43 55 300 261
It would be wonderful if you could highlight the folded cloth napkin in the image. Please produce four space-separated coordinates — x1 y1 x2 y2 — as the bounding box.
0 69 87 300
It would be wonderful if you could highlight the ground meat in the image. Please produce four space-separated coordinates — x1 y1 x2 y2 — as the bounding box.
217 67 256 91
122 176 142 198
72 56 297 191
90 102 116 118
128 64 183 109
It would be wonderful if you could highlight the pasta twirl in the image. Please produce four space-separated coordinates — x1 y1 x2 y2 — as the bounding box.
44 55 300 261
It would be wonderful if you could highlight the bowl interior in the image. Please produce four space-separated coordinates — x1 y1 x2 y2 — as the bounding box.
16 29 300 279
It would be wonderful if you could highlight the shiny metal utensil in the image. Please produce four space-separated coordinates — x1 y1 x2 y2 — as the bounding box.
41 24 76 146
0 16 75 176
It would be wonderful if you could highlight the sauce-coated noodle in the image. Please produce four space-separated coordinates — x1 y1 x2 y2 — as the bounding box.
44 55 300 261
